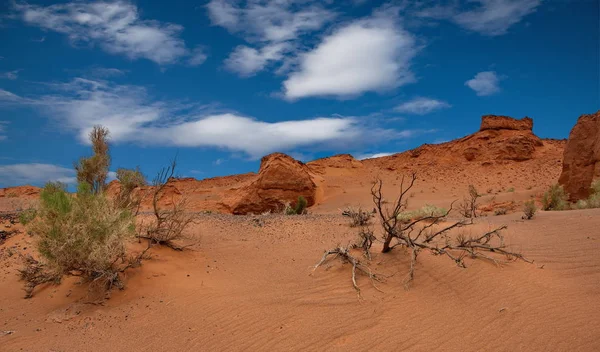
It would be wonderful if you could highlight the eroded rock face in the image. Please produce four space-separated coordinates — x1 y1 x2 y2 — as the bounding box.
229 153 317 214
458 116 543 162
480 115 534 131
558 111 600 200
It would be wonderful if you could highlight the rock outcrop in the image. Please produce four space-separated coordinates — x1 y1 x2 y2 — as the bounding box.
558 111 600 200
228 153 318 215
480 115 534 131
0 185 41 199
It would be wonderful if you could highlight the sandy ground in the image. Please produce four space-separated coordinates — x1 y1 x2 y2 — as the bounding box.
1 205 599 351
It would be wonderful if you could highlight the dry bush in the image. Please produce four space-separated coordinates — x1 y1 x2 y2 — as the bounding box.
575 180 600 209
541 184 569 211
342 206 373 227
458 184 481 218
139 160 197 250
397 204 448 224
314 173 531 294
115 167 147 213
494 208 507 216
75 126 110 194
522 200 537 220
21 182 137 297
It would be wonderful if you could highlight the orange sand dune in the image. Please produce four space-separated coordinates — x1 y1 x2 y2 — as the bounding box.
1 209 599 351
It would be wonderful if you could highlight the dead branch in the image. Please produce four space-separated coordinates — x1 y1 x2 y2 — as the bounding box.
312 245 383 298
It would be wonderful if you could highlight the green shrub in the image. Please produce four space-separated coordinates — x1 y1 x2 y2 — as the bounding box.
522 200 537 220
285 196 308 215
541 184 569 211
18 208 37 225
507 187 515 193
115 167 147 211
26 182 135 291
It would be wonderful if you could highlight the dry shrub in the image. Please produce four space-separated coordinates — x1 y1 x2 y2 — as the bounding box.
397 204 448 223
575 180 600 209
541 184 569 211
75 126 110 194
141 160 197 250
494 208 507 216
522 200 537 220
458 184 481 218
22 182 136 297
342 206 373 227
314 174 531 295
115 167 147 213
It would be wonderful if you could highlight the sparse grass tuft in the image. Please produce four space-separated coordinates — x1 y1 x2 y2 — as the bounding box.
522 200 537 220
397 204 448 223
541 184 569 211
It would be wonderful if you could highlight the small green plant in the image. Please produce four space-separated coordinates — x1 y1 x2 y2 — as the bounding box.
541 184 569 211
522 200 537 220
115 166 147 211
18 208 37 225
285 196 308 215
507 187 515 193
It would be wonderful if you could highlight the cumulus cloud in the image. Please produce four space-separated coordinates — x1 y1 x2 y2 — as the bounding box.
224 43 289 77
0 163 76 186
283 15 417 99
416 0 540 36
0 78 409 158
13 1 204 65
394 97 451 115
465 71 501 96
207 0 335 76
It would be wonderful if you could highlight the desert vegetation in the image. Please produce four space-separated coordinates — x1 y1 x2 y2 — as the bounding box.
542 184 569 211
284 196 308 215
458 184 481 218
522 199 537 219
18 126 193 298
314 173 531 296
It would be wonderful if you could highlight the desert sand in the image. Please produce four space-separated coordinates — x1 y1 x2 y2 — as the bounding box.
1 115 599 351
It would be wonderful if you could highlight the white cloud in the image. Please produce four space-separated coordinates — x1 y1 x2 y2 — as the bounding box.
188 47 208 66
14 1 205 65
1 70 21 80
224 43 289 76
0 163 118 187
394 97 451 115
453 0 540 36
465 71 501 96
0 78 409 158
283 15 417 99
207 0 335 43
0 163 76 186
416 0 540 36
355 152 396 160
207 0 335 76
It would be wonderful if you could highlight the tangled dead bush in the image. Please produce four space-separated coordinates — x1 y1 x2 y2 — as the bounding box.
522 200 537 220
314 173 531 296
458 184 481 218
139 160 197 250
342 206 373 227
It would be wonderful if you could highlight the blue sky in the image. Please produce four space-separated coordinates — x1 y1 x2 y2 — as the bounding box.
0 0 598 188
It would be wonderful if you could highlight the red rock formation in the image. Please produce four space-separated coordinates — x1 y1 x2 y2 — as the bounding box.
480 115 533 131
0 185 41 199
227 153 318 215
558 111 600 200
